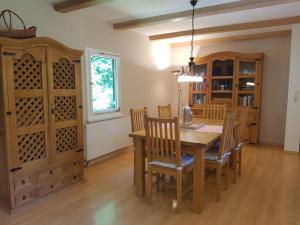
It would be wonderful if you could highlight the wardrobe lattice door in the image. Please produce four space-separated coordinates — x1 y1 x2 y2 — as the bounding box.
3 47 50 169
49 51 83 161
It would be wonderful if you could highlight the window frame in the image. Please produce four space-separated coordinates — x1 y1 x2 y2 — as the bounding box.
85 47 122 123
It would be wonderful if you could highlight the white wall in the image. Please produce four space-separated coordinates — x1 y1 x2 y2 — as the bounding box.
1 0 172 160
171 37 291 145
284 24 300 152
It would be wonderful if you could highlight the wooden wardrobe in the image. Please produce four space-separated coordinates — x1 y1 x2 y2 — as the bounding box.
0 37 84 210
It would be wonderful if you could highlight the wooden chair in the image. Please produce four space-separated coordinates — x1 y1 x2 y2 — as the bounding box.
158 104 172 119
231 109 249 183
130 107 148 184
145 116 193 212
130 107 148 132
204 111 236 201
192 104 227 120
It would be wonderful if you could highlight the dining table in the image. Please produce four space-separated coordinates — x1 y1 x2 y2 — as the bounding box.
128 119 224 213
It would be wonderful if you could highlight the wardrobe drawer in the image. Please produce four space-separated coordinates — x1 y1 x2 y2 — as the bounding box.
15 190 36 207
69 172 83 185
38 164 66 182
38 179 66 197
14 173 36 192
69 159 84 173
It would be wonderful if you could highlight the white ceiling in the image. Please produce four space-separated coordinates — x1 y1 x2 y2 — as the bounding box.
51 0 300 43
74 0 240 23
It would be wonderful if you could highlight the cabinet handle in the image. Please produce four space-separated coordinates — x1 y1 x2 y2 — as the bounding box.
22 195 26 200
10 167 23 172
49 170 53 175
50 108 55 114
79 105 83 109
6 111 12 116
21 180 25 185
3 51 16 56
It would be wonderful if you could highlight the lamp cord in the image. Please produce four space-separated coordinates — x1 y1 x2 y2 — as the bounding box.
190 3 195 59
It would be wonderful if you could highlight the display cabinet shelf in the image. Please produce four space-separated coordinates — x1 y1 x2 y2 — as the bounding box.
212 76 233 80
239 74 256 78
193 91 206 94
211 90 233 94
238 90 255 94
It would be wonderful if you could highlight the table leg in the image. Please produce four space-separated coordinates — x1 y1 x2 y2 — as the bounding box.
193 145 205 213
134 138 145 197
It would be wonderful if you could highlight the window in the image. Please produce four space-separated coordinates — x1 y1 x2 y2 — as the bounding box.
85 48 121 122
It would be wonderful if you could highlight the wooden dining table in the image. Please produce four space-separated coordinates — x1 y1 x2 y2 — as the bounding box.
129 119 223 213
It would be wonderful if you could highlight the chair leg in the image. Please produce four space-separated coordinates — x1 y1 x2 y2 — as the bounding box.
225 160 229 190
232 151 237 183
146 166 153 203
216 165 222 201
238 150 242 175
133 148 136 185
155 173 160 192
175 170 182 213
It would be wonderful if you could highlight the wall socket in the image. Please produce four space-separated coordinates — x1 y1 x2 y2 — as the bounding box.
294 91 299 102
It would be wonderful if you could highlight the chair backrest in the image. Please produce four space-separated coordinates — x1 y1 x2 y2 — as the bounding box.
218 111 236 159
130 107 147 132
144 116 181 167
234 109 249 147
193 104 227 120
158 104 172 119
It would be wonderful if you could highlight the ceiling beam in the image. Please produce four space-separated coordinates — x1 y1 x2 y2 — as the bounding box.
113 0 300 30
54 0 113 13
170 30 291 48
149 16 300 41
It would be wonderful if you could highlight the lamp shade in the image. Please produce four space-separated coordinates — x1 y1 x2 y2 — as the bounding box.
178 74 203 83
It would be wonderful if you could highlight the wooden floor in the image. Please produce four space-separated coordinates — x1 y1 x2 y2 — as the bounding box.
1 145 300 225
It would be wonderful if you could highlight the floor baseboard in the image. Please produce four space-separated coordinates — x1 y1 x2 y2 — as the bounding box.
85 145 133 167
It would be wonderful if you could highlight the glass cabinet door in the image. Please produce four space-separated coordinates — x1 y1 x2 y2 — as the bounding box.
190 63 208 105
236 59 261 108
210 59 234 107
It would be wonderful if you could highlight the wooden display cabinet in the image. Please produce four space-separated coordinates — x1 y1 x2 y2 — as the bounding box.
190 52 264 144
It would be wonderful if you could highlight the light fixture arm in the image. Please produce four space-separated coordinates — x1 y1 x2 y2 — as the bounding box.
176 74 182 117
190 0 197 63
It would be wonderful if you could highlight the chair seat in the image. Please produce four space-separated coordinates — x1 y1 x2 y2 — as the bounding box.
205 147 231 163
149 155 193 170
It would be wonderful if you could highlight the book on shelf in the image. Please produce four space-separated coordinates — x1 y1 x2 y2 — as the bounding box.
193 94 206 104
238 95 254 106
193 82 206 91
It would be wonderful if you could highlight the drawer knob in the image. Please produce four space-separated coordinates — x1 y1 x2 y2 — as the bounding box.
50 184 54 189
22 195 26 200
50 170 53 175
21 180 25 185
73 162 77 166
73 175 77 180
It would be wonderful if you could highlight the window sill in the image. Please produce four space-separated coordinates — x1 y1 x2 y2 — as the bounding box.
86 111 123 124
